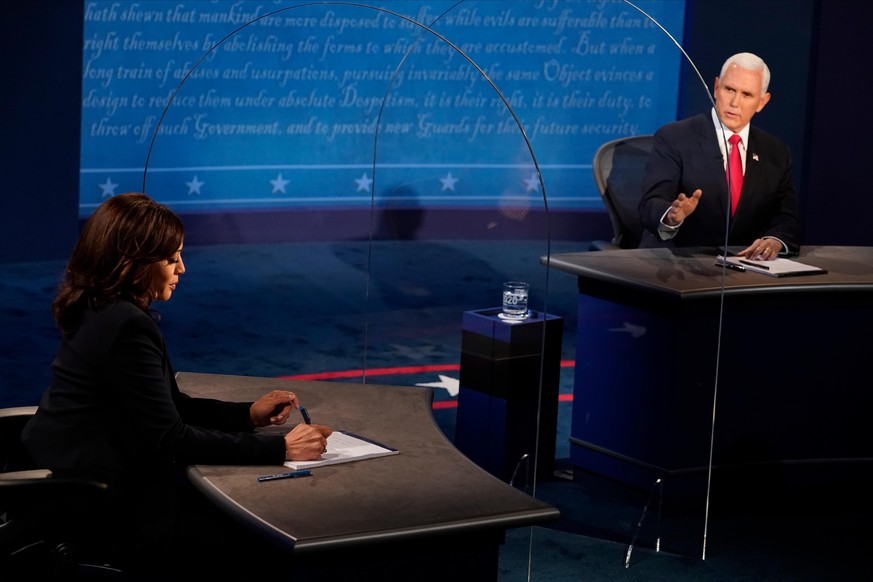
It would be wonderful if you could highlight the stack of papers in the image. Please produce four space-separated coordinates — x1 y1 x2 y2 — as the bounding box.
716 255 827 277
284 430 398 470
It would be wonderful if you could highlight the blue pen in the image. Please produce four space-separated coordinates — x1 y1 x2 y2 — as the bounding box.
716 257 745 272
299 406 311 424
717 261 745 272
257 469 312 482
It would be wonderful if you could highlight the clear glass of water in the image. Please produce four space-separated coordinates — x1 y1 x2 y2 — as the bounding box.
501 281 530 320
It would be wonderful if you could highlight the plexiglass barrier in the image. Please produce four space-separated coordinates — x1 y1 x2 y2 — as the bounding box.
84 0 742 576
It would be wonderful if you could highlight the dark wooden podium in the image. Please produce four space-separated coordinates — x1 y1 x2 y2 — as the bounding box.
542 246 873 496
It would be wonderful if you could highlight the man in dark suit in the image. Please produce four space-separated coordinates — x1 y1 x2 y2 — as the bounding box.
638 52 800 260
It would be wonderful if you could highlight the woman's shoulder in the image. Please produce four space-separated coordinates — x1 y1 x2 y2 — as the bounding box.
80 298 160 335
64 299 163 361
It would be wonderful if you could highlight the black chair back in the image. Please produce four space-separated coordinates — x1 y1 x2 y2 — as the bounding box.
0 406 125 579
590 135 655 250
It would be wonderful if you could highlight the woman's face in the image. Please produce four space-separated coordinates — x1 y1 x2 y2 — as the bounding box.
150 243 185 302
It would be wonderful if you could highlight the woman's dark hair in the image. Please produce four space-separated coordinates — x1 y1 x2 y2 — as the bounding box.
53 193 184 335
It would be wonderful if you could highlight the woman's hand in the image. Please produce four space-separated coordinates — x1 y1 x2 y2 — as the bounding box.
250 389 299 427
285 423 333 461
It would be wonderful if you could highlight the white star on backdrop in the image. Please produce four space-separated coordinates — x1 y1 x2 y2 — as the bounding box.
355 172 373 193
270 173 290 194
415 374 460 397
186 175 204 195
524 173 540 192
440 172 459 191
99 177 118 198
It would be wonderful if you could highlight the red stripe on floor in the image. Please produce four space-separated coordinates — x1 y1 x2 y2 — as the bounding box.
281 362 576 408
280 363 461 381
282 360 575 382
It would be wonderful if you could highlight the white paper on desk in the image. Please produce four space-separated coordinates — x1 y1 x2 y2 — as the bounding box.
284 430 398 470
716 255 827 277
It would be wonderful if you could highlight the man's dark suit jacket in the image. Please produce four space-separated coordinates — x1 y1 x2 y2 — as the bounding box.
638 112 801 252
21 298 286 561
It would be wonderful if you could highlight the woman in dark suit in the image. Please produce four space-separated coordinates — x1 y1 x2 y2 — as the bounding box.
638 52 801 259
22 193 332 577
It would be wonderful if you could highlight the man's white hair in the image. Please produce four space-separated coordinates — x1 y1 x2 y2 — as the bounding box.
721 52 771 95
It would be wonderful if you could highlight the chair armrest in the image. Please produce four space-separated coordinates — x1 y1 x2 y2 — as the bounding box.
0 469 52 480
0 475 109 509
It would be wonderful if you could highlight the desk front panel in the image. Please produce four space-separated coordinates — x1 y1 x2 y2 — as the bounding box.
553 247 873 493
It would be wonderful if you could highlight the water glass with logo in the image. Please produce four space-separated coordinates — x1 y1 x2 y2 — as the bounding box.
502 281 530 320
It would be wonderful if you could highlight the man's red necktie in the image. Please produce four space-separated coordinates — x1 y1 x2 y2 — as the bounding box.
727 134 743 216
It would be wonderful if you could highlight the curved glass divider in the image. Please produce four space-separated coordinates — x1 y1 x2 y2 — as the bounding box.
364 1 557 484
131 0 728 577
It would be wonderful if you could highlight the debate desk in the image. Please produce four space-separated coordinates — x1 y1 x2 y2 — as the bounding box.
179 372 559 582
541 246 873 497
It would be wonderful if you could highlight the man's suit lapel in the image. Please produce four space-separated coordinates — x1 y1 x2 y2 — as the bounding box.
697 114 728 220
739 128 763 204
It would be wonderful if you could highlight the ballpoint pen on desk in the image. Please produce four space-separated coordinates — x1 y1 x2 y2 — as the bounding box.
739 259 769 270
257 469 312 482
717 261 745 272
716 256 745 272
299 406 311 424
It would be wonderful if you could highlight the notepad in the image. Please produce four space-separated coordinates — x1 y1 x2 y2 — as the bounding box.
284 430 398 470
716 255 827 277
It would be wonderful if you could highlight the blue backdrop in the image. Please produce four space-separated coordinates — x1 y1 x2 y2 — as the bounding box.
79 0 686 216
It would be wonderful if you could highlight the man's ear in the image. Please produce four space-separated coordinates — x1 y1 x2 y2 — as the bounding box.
756 91 771 113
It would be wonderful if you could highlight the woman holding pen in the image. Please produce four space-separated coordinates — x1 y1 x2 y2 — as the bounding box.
22 193 332 578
